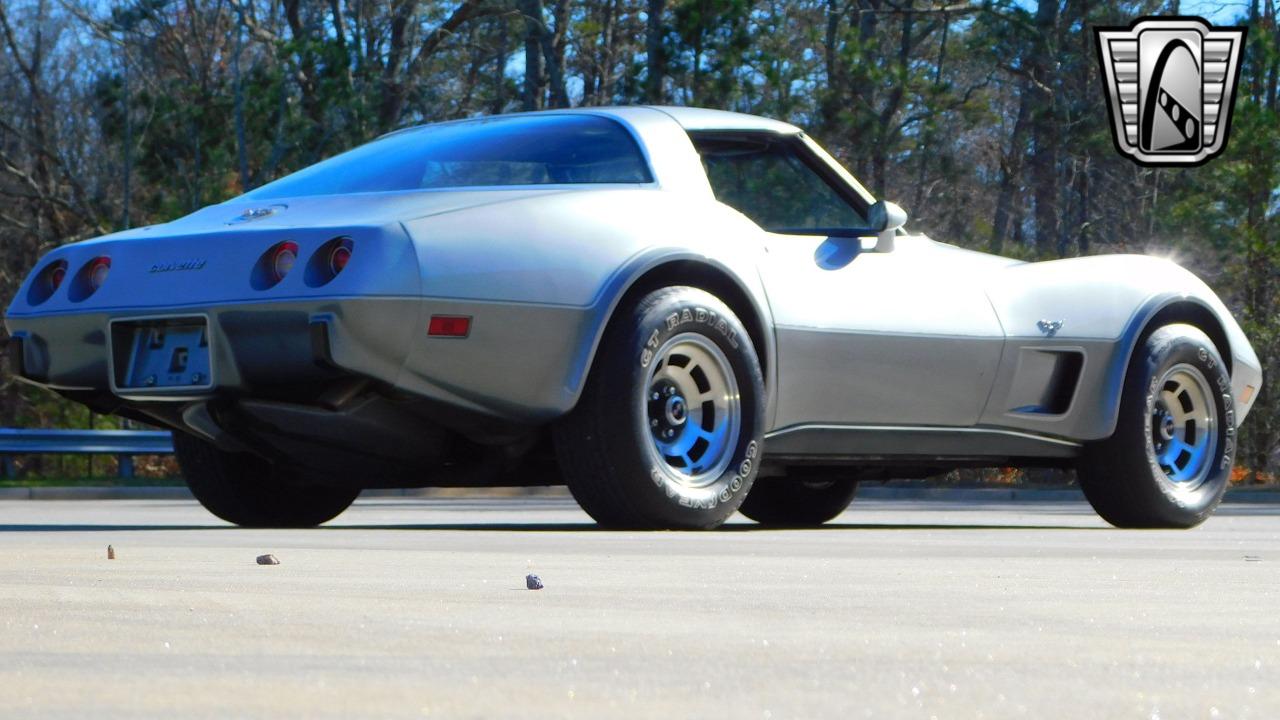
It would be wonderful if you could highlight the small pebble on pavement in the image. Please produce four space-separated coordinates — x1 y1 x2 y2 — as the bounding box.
526 574 543 590
256 554 280 566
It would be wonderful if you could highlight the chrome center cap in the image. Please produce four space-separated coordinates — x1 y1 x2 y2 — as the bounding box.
665 396 688 426
1157 411 1176 441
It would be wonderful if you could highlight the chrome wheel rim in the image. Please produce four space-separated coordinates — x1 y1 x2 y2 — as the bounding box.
1149 363 1218 491
640 333 741 489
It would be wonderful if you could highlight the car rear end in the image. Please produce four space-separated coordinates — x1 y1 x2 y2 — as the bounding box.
7 210 418 395
3 198 452 478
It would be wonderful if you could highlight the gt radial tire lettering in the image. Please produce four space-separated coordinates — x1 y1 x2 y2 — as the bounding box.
640 305 741 367
660 306 740 349
1202 343 1234 469
640 329 661 368
1218 365 1234 469
1222 397 1236 469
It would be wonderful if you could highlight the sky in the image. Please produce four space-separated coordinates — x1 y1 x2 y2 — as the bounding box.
1005 0 1251 23
1173 0 1252 23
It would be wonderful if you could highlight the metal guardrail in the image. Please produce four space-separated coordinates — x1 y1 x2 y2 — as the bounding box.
0 428 175 479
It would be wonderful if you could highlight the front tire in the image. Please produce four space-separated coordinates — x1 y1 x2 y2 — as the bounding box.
1077 324 1235 528
174 432 359 528
554 286 766 529
738 476 858 526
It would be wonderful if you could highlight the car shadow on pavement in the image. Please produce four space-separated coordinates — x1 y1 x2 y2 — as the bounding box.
0 521 1103 532
0 523 232 532
325 521 1103 532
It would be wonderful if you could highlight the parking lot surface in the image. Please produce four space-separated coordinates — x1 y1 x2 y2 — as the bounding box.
0 495 1277 719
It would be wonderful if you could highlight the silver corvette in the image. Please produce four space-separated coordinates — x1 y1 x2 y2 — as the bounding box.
4 107 1263 529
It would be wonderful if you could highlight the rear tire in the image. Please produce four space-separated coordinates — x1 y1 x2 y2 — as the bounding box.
1077 324 1235 529
174 432 359 528
554 286 766 529
738 476 858 526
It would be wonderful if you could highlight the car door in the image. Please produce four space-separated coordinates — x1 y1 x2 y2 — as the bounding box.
691 132 1005 432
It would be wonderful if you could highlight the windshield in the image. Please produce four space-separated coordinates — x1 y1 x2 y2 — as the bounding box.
243 114 653 200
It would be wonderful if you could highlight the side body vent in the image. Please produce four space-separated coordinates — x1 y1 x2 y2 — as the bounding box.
1006 348 1085 416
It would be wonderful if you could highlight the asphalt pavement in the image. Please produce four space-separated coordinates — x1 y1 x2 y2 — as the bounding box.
0 495 1277 719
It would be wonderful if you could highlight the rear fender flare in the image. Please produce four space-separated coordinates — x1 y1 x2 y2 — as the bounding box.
566 250 777 426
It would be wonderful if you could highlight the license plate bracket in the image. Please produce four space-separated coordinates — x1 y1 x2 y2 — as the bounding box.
111 317 214 392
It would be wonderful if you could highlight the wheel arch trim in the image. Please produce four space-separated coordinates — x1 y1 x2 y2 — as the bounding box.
1102 293 1238 437
565 251 778 425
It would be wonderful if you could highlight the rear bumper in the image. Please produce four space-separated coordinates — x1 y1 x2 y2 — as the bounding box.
5 292 598 426
5 296 420 398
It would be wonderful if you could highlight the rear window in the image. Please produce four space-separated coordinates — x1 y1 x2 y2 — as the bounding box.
244 115 653 200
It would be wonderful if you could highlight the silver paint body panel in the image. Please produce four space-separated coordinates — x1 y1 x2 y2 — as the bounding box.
4 107 1262 460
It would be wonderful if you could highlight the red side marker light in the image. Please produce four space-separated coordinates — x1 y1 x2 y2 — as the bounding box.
428 315 471 338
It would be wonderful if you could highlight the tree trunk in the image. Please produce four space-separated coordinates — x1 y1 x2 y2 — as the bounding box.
1027 0 1060 253
232 18 249 193
283 0 324 145
122 39 134 228
378 1 491 131
521 0 546 111
591 0 626 104
870 0 913 196
543 0 570 108
645 0 667 103
491 15 510 114
819 0 845 134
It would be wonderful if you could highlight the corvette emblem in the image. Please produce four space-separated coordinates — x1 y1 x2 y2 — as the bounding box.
1037 319 1064 336
149 259 207 273
1095 17 1246 166
226 204 286 224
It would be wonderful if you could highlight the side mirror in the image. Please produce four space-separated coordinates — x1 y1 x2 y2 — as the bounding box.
865 200 908 252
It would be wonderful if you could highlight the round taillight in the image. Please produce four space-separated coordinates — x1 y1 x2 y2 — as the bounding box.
329 244 351 275
304 237 354 287
68 256 113 302
272 242 299 282
48 264 67 291
27 259 69 305
88 257 111 290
